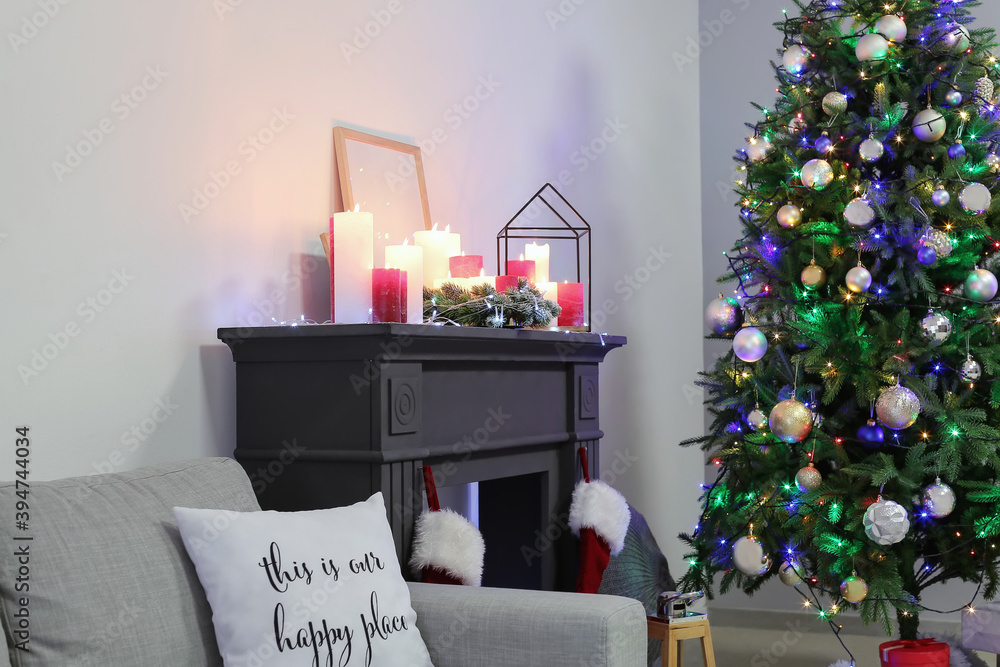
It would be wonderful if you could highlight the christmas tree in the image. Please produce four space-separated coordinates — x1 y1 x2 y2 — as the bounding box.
681 0 1000 645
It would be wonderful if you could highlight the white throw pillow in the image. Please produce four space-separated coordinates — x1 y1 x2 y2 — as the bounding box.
173 493 434 667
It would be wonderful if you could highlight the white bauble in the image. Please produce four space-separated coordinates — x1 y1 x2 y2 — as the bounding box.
856 33 889 62
782 45 811 76
844 198 875 227
732 536 771 576
746 137 772 162
863 499 910 546
913 108 947 143
875 15 907 42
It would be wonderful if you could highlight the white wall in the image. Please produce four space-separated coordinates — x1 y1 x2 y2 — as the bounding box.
0 1 704 572
698 0 996 624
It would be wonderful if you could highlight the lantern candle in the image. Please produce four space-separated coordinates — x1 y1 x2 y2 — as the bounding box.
557 281 584 327
413 223 461 288
524 242 550 283
449 252 484 279
372 266 406 323
330 206 374 323
385 238 424 324
505 254 536 284
536 281 558 304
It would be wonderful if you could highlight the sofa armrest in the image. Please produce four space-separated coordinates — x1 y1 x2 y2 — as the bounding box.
408 582 646 667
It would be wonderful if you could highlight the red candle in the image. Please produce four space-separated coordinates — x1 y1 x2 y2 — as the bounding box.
495 275 520 292
557 282 584 326
372 268 405 323
505 259 536 284
449 254 484 279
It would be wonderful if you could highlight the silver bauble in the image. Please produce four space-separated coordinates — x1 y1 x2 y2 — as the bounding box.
733 326 768 363
913 108 947 143
769 399 813 444
748 408 768 431
782 45 811 76
859 137 885 162
945 89 964 107
823 92 848 117
844 198 875 227
921 229 953 258
976 77 995 115
961 356 983 383
876 385 921 430
732 536 771 576
960 182 992 215
801 259 827 288
800 159 834 190
778 561 803 586
706 296 743 333
863 499 910 545
777 204 803 229
931 186 951 207
920 311 952 343
788 116 807 135
965 268 999 302
940 22 971 52
987 153 1000 173
746 137 772 162
875 15 907 42
855 33 889 62
923 480 956 518
795 464 822 492
846 265 873 293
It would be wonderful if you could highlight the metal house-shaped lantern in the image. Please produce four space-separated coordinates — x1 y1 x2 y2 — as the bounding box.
497 183 592 331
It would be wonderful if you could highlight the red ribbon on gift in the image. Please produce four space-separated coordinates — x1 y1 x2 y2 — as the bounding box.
879 638 949 667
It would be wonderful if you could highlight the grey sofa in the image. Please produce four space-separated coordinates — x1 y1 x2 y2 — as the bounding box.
0 458 645 666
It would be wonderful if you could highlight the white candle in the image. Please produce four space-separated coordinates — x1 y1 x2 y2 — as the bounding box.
330 206 373 323
525 242 551 283
433 273 469 290
536 281 558 304
468 268 496 291
414 223 461 288
385 238 424 324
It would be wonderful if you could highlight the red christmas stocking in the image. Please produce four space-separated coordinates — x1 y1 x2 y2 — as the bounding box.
570 448 630 594
409 467 485 586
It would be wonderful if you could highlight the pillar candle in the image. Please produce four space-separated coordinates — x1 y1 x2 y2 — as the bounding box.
557 281 585 326
330 208 374 323
449 253 484 279
372 267 405 323
385 240 424 324
505 257 536 284
496 275 520 292
536 281 558 304
468 269 496 291
433 274 469 290
413 224 461 288
524 242 550 283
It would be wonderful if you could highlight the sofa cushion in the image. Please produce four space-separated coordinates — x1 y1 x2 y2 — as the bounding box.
173 493 435 667
0 457 261 667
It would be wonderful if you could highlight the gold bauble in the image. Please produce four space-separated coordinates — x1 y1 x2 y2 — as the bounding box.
840 575 869 604
768 399 813 444
801 259 827 288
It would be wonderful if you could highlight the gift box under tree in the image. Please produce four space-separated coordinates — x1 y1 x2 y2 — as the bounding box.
879 639 949 667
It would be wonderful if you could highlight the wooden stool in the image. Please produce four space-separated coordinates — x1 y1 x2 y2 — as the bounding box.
647 614 716 667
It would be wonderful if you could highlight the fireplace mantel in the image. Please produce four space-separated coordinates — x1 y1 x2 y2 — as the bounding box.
218 323 626 590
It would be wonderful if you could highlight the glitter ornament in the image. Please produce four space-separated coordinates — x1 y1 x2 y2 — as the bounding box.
913 108 947 143
855 33 889 62
940 22 971 52
841 575 869 604
748 408 768 431
859 137 884 162
987 153 1000 173
960 182 992 215
965 268 999 302
945 89 964 107
844 198 875 227
921 229 953 258
816 132 834 154
782 45 811 76
800 159 834 190
917 246 938 265
923 479 956 518
732 536 771 576
920 311 952 343
746 137 771 162
948 140 967 160
876 384 921 430
795 464 822 492
705 295 743 333
801 259 827 288
778 561 802 586
875 15 907 42
961 356 983 382
976 77 995 114
864 498 910 545
733 326 768 363
769 399 813 443
846 265 872 293
931 186 951 207
822 92 848 117
777 204 802 229
857 420 885 447
788 116 807 135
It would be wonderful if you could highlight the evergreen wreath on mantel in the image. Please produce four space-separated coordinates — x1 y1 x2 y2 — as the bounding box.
423 278 561 328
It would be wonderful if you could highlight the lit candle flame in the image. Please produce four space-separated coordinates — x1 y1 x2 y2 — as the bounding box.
403 238 409 246
353 204 360 213
445 224 451 233
519 253 524 261
431 222 439 232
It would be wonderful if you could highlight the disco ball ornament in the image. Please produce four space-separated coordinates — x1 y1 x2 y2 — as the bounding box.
876 385 921 430
920 311 952 343
921 229 953 258
931 186 951 207
801 259 827 288
875 14 907 42
746 137 771 162
961 356 983 383
857 420 885 448
816 132 834 154
945 89 964 107
917 246 938 266
923 479 956 518
732 536 771 576
795 464 822 492
846 265 873 293
733 326 768 363
788 116 807 135
965 268 999 302
960 182 992 215
913 108 947 143
859 137 884 162
705 295 743 333
822 92 848 117
777 204 802 229
986 153 1000 173
856 33 889 62
800 159 834 190
863 498 910 545
948 140 967 160
840 575 869 604
769 399 813 444
844 198 875 227
940 22 971 52
778 561 802 586
748 408 768 432
782 45 811 76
